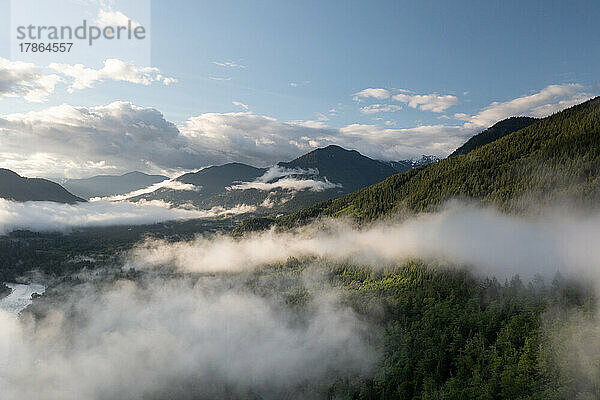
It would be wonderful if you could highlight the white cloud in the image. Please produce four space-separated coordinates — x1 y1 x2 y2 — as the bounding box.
209 76 232 81
352 88 391 101
0 58 176 102
392 92 460 113
227 165 342 192
213 61 245 68
0 58 61 102
229 178 340 192
0 276 375 399
0 103 471 177
48 59 177 92
95 9 141 28
130 202 600 280
232 101 249 110
289 80 310 88
455 84 592 127
360 104 403 114
91 178 199 201
0 199 254 234
0 101 195 178
337 123 473 160
316 112 329 121
0 83 594 178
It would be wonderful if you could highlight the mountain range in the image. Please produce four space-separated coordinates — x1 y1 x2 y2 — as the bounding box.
250 96 600 229
0 169 84 203
62 171 169 199
130 145 436 214
1 107 563 214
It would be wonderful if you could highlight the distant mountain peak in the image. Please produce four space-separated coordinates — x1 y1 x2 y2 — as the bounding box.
0 169 84 203
62 171 169 199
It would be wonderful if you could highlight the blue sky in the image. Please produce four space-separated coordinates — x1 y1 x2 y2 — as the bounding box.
0 0 598 178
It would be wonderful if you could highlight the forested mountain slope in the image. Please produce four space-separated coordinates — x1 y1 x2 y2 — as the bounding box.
449 116 539 157
256 97 600 228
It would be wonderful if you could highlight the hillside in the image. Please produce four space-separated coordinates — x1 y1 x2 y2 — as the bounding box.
253 97 600 228
449 116 539 157
0 169 85 203
62 171 169 199
133 146 431 214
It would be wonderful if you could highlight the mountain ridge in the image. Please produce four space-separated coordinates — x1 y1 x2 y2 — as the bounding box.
238 97 600 230
62 171 169 199
0 169 85 203
133 145 436 214
449 116 539 157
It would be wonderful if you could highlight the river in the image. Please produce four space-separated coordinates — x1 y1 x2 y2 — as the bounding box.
0 283 46 316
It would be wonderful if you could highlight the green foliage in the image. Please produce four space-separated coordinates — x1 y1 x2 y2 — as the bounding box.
323 263 593 400
232 260 594 399
449 116 539 157
270 97 600 228
0 218 235 282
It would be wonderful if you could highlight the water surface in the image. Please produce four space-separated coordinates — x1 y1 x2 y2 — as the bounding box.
0 283 46 316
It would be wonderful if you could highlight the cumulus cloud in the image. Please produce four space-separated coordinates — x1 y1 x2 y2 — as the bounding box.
0 58 61 102
0 103 472 177
455 83 593 127
96 9 141 28
48 59 177 92
0 277 376 400
0 198 255 234
353 88 459 112
392 92 460 113
360 104 403 114
0 58 175 101
337 123 473 160
0 101 196 178
352 88 391 101
0 83 594 178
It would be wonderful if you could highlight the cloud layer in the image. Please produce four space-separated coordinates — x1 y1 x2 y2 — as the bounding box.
130 203 600 280
0 199 255 234
0 64 594 179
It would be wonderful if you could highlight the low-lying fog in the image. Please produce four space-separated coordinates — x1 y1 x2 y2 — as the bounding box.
131 202 600 281
1 201 599 399
0 199 255 234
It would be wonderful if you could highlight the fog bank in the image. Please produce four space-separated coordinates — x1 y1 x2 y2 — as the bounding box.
0 199 255 234
130 203 600 281
0 277 377 400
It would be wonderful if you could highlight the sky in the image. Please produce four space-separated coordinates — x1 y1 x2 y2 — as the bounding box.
0 0 598 179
